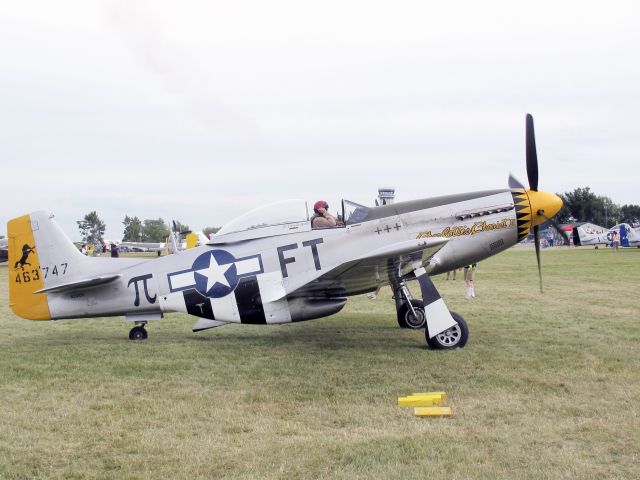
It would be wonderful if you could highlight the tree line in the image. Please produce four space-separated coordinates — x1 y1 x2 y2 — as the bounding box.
76 212 220 245
556 188 640 228
75 188 639 244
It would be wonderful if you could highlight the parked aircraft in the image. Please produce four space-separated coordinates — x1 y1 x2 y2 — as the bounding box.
119 241 165 253
0 238 7 263
120 222 209 255
7 115 566 349
573 223 640 248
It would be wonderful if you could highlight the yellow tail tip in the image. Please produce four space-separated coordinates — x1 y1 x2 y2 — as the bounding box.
8 214 51 321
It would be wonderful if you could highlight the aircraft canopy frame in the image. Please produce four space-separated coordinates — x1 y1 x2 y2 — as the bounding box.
216 199 310 236
342 199 371 225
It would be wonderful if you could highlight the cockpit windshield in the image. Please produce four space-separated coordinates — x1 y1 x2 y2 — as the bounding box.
217 199 309 236
342 199 371 225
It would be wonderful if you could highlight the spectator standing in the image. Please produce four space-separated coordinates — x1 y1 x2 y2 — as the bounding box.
464 263 477 299
611 231 620 253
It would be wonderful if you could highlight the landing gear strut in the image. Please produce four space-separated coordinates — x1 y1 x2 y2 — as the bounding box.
393 280 469 348
394 281 426 329
129 323 148 341
398 300 426 329
388 258 468 348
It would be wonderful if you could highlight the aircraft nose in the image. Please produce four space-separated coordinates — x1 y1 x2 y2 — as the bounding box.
527 190 563 226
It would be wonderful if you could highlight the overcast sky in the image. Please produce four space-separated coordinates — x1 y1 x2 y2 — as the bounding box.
1 0 638 240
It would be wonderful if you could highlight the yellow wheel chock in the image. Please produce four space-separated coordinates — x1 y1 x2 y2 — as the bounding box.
397 392 451 416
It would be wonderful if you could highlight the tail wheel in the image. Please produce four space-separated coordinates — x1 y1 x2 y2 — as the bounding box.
129 326 148 341
397 300 426 329
426 311 468 349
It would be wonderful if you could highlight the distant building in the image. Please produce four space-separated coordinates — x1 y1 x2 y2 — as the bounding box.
378 187 395 206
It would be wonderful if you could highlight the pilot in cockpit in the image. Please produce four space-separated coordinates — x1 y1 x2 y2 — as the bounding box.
311 200 338 229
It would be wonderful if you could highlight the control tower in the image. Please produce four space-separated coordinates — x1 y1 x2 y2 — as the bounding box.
377 187 395 206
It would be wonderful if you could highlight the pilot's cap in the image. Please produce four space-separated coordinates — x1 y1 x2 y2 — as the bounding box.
314 200 329 212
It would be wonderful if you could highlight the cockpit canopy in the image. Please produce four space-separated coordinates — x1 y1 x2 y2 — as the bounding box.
216 199 310 236
213 198 372 242
342 199 370 224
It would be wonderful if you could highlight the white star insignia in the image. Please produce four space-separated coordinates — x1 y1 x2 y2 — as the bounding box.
194 253 232 293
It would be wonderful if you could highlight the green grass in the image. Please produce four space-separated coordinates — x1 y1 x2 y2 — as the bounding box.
1 247 639 479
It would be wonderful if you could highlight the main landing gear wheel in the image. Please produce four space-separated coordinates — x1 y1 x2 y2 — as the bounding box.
397 299 426 329
426 311 468 349
129 325 148 341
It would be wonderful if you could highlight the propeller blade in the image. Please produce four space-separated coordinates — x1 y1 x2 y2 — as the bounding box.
526 114 539 191
539 212 570 244
533 224 543 293
508 173 526 189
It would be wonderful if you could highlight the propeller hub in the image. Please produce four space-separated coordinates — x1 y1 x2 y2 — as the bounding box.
526 190 563 226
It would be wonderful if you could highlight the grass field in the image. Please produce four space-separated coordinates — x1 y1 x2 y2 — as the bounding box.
1 247 639 479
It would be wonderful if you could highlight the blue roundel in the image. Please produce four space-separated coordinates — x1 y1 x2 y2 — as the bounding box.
191 249 239 298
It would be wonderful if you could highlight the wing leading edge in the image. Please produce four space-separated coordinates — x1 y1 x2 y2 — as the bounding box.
288 237 449 299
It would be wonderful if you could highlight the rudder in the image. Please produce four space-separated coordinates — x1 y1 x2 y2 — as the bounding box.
620 224 629 247
8 213 51 320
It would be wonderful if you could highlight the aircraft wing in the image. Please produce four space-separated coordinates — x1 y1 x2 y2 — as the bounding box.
120 241 165 252
287 237 449 299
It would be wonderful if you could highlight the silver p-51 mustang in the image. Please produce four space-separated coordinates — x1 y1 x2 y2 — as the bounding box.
7 115 564 349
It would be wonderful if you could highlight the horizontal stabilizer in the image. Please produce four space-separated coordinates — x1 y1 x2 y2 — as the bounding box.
34 274 121 294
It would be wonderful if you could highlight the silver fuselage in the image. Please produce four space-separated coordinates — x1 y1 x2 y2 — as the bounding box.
41 189 526 324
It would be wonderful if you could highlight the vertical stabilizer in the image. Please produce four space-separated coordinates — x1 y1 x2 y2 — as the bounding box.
572 227 582 246
8 213 52 320
29 211 84 271
8 211 87 320
620 224 629 247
